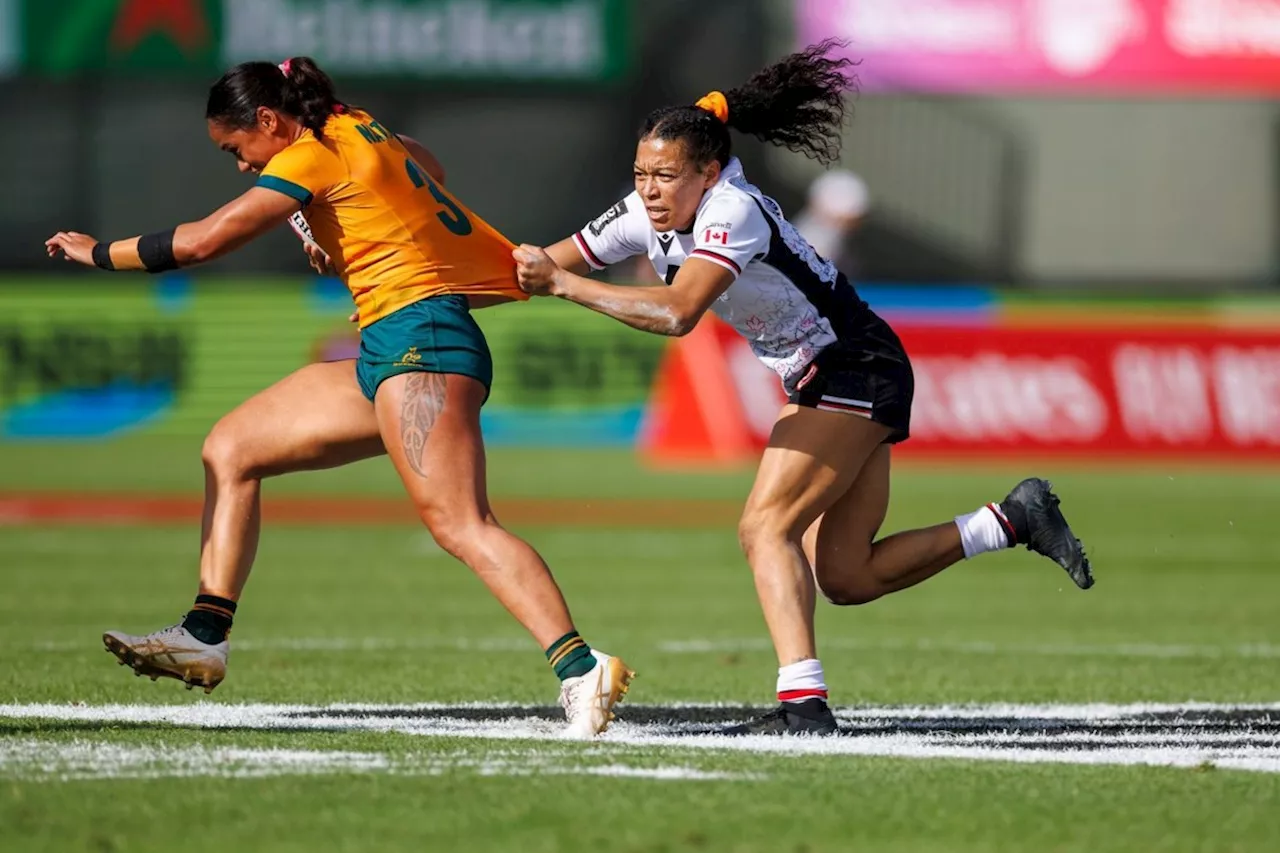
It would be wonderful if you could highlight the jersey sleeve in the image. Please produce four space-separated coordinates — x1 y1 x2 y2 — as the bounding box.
573 192 648 269
689 194 772 279
256 143 340 209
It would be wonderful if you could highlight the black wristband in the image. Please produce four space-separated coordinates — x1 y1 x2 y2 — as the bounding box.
91 242 115 271
137 228 179 273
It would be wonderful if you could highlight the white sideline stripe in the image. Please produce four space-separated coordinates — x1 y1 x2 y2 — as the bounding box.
31 636 1280 660
0 741 389 780
1 702 1278 775
5 699 1277 722
0 739 754 783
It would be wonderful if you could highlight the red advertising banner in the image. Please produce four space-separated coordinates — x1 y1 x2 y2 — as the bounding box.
898 324 1280 459
641 319 1280 464
797 0 1280 94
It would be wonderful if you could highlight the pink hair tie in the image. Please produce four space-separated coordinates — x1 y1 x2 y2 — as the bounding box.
278 59 292 76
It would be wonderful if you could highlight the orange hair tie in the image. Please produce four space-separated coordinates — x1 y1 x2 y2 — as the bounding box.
695 91 729 124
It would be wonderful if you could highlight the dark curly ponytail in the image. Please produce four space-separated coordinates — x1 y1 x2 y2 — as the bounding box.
206 56 347 140
639 39 857 169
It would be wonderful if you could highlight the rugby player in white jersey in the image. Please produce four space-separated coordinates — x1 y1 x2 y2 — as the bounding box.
512 40 1094 735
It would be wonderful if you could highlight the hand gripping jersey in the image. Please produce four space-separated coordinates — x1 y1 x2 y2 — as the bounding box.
257 110 525 327
572 158 870 393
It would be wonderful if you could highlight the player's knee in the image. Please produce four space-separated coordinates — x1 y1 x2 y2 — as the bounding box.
814 550 879 606
201 420 251 482
820 582 880 607
418 505 482 561
737 508 788 558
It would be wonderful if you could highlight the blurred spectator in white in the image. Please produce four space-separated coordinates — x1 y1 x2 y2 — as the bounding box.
793 169 870 279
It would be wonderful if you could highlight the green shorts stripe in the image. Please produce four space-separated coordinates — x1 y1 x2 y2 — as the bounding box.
355 294 493 403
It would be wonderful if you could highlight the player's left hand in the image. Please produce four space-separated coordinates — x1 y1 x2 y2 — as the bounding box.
45 232 98 267
513 244 561 296
304 242 336 276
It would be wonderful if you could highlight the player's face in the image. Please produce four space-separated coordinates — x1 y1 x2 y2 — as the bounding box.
208 108 296 174
634 137 721 232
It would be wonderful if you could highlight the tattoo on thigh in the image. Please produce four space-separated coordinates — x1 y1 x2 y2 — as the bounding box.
400 372 446 478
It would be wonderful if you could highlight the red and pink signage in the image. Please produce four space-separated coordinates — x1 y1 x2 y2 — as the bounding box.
641 318 1280 464
798 0 1280 93
897 324 1280 459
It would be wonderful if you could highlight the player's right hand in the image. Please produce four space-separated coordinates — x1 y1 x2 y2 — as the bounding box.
305 242 335 275
513 244 561 296
45 231 98 267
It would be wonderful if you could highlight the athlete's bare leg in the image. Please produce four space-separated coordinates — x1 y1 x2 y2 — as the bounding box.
199 359 384 599
103 359 386 691
802 445 965 606
372 371 576 649
736 405 891 668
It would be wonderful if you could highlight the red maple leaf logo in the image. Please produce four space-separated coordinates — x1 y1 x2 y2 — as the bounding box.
111 0 209 54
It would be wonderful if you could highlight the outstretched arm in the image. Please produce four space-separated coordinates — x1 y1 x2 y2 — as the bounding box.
514 244 732 337
46 187 300 272
543 236 593 277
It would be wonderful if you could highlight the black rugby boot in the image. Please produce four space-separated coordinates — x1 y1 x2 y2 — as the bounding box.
1000 478 1094 590
720 698 839 736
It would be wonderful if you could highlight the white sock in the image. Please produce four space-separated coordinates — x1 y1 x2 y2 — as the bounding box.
954 503 1015 559
776 659 828 704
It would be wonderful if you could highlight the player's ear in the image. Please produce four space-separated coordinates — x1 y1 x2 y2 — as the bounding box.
257 106 277 133
701 159 721 189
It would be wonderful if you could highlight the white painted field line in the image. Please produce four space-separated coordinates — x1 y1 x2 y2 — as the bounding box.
833 701 1280 719
568 765 754 781
0 739 389 781
612 735 1280 775
0 739 757 783
29 635 1280 660
602 732 1280 774
1 702 1278 775
2 697 1273 720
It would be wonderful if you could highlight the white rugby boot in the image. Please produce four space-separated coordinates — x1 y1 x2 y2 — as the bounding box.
103 624 228 694
559 650 635 739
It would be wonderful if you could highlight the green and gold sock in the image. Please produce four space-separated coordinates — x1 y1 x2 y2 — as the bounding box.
181 594 237 645
545 631 595 681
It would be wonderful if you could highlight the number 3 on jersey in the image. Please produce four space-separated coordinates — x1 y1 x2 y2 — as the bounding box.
404 159 472 236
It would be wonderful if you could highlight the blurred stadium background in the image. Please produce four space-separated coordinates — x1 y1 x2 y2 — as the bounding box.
2 0 1277 459
2 3 1279 850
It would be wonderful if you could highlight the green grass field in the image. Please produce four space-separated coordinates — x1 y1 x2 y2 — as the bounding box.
2 438 1279 852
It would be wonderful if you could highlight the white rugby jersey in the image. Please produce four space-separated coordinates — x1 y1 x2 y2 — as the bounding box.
572 158 864 392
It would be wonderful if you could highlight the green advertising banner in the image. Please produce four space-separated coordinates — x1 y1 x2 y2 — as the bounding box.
23 0 221 75
0 0 18 74
21 0 632 82
0 278 664 445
